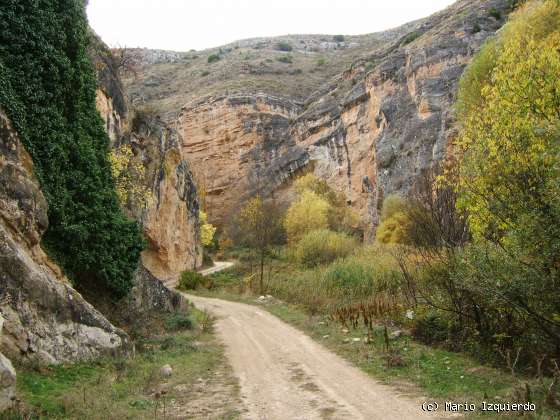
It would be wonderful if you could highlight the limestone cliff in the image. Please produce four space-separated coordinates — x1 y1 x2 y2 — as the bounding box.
92 36 202 278
130 0 510 238
0 109 131 366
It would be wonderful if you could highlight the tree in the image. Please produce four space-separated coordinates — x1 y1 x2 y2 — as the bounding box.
452 0 560 350
284 191 330 243
111 46 138 78
199 211 216 247
238 196 284 294
292 173 360 236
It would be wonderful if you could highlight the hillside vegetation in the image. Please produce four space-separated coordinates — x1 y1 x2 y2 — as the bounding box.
0 0 143 296
121 29 419 119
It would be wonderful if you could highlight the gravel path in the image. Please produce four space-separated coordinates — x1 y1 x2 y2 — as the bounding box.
183 293 435 420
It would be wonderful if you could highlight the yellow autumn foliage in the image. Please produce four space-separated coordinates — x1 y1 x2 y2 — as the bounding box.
284 191 330 243
199 211 216 247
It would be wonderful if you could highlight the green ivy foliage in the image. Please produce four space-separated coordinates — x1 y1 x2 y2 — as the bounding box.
0 0 143 297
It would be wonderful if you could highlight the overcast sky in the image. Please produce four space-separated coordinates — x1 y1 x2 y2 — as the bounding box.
87 0 457 52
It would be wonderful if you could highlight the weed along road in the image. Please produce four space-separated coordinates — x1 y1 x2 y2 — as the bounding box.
183 293 434 420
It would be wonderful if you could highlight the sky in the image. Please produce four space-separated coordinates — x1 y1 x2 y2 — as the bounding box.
87 0 457 52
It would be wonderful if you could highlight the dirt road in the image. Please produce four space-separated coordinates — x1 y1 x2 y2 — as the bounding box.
198 261 235 276
184 293 434 420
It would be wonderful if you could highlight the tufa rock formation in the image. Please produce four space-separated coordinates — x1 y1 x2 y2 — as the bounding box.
0 109 131 365
126 0 510 238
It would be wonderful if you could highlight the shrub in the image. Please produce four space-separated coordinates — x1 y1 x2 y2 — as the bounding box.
316 57 326 67
178 271 204 290
292 173 359 235
200 211 216 247
201 70 210 77
322 247 401 298
275 41 293 52
284 191 330 243
333 35 345 43
207 54 220 63
380 194 407 221
488 7 502 20
376 212 412 244
292 229 357 267
412 312 450 344
164 313 193 331
376 194 412 244
402 31 420 45
0 0 143 297
276 55 293 64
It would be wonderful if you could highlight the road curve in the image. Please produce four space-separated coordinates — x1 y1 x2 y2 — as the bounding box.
198 261 235 276
183 293 435 420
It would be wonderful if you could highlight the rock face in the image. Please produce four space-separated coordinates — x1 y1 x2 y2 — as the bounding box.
171 0 510 238
92 37 202 277
128 117 203 278
0 315 15 412
0 109 130 365
179 94 302 226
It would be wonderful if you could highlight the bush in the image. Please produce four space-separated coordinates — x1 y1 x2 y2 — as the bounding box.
164 313 193 331
292 229 357 267
488 7 502 20
276 55 293 64
402 31 420 45
376 212 412 244
284 191 330 243
201 70 210 77
322 247 401 298
0 0 143 297
380 194 407 221
376 194 412 244
333 35 345 43
178 271 204 290
207 54 220 63
316 57 326 67
275 41 293 52
412 312 450 344
292 173 359 235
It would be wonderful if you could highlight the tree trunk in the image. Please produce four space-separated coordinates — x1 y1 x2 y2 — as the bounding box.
259 247 265 295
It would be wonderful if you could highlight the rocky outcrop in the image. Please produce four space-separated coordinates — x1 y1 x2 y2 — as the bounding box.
0 109 130 365
91 36 202 277
0 315 15 412
179 93 302 226
176 0 510 238
116 115 203 278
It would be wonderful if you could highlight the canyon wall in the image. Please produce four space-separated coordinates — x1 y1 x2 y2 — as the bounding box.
0 109 131 369
175 0 509 238
93 37 202 278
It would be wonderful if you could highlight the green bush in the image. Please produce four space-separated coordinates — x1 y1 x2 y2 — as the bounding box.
322 249 401 298
275 41 293 52
164 313 193 331
276 55 293 64
178 271 204 290
333 35 345 43
402 31 420 45
0 0 143 297
207 54 220 63
412 312 450 344
488 7 502 20
292 229 357 267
